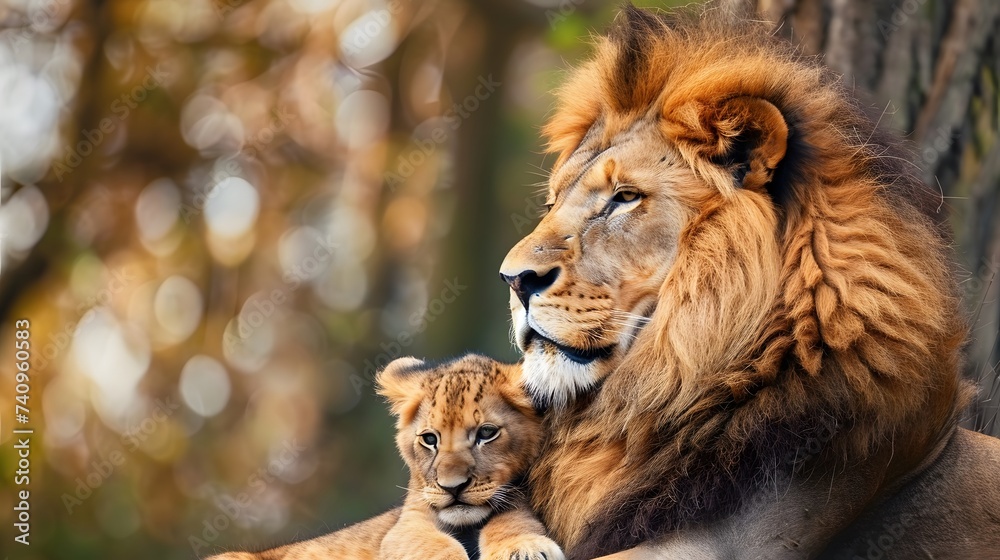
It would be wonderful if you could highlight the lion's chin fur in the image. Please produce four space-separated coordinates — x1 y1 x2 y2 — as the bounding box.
522 351 597 410
526 5 972 559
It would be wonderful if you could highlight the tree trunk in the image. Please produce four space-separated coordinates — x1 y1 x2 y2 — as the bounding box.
754 0 1000 436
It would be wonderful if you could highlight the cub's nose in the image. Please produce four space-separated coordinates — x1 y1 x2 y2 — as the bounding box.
499 267 560 310
438 477 471 499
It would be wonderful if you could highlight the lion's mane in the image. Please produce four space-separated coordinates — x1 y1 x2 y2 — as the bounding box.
528 6 973 558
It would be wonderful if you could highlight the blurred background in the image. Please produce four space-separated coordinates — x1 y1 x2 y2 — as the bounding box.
0 0 996 558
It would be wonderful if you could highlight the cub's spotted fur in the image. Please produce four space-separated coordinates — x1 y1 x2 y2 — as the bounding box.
207 355 562 560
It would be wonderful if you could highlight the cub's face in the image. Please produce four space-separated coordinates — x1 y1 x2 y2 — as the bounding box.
377 355 542 528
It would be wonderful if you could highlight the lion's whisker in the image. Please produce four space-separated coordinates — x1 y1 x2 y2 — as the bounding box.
606 319 647 325
605 329 640 341
605 320 649 330
606 319 650 328
611 310 652 323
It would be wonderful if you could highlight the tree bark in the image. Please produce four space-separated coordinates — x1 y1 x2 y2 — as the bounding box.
755 0 1000 436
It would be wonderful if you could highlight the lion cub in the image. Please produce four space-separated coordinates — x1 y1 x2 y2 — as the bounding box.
205 354 561 560
377 354 562 560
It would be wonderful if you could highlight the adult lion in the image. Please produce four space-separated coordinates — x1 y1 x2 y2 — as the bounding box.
498 5 1000 560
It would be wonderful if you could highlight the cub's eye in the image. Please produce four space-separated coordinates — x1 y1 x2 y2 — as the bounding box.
476 425 500 444
419 433 438 449
611 189 641 204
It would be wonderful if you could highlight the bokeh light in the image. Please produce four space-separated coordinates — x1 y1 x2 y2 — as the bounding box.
1 1 997 558
179 355 231 418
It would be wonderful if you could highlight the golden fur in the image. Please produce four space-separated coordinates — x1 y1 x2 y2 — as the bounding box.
205 355 563 560
500 4 999 559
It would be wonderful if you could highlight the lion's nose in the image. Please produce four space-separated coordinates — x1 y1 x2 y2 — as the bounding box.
500 267 560 310
439 477 471 499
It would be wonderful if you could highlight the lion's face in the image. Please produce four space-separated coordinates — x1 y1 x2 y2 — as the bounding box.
501 118 709 406
377 356 542 527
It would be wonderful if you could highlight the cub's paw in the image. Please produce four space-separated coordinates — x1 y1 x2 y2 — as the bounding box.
383 542 469 560
399 548 466 560
428 552 470 560
482 535 565 560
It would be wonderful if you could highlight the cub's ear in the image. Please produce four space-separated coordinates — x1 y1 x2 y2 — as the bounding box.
662 96 788 193
494 362 536 417
375 357 427 423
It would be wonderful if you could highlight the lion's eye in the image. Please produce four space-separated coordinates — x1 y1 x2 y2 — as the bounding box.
611 189 641 204
476 425 500 444
419 433 438 448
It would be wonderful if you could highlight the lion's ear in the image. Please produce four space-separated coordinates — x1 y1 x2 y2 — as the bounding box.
663 96 789 193
375 357 427 423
